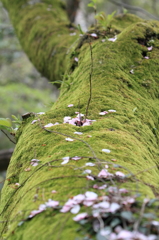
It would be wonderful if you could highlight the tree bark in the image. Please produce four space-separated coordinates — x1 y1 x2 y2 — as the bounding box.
1 0 159 239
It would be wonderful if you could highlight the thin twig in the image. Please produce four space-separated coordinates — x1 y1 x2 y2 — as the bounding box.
1 130 16 144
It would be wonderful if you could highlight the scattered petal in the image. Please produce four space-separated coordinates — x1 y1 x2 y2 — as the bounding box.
109 202 120 213
85 162 95 167
85 191 98 201
31 120 37 124
91 33 98 38
102 149 111 153
115 171 125 178
87 135 92 138
111 159 117 162
37 112 45 115
44 123 54 128
108 36 117 42
86 175 94 181
148 46 153 51
101 39 106 42
24 167 31 172
98 169 108 178
31 159 40 167
15 183 20 187
144 56 149 59
74 57 78 62
72 156 81 160
65 137 74 142
45 199 59 208
73 212 88 221
73 194 85 203
63 116 71 123
51 190 57 194
108 109 116 113
61 158 70 165
71 204 80 214
74 131 83 135
68 104 74 107
130 69 134 74
83 169 92 174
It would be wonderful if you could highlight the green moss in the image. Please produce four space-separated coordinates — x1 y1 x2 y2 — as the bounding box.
1 12 159 240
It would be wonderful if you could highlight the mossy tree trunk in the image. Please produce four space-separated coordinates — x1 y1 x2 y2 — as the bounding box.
1 1 159 239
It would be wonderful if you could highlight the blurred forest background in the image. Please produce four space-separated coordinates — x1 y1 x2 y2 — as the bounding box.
0 0 159 188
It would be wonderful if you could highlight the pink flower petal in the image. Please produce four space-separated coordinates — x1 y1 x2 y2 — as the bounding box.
70 204 80 214
72 156 81 160
68 104 74 107
73 212 88 221
65 137 74 142
115 171 125 178
86 175 94 181
148 46 153 51
45 199 59 208
44 123 54 128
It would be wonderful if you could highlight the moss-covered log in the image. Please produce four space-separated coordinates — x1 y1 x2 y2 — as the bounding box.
1 1 159 239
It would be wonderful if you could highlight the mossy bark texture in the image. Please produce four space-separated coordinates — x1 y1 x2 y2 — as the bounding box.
1 1 159 239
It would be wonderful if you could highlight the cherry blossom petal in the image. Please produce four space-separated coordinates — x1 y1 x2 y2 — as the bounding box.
44 123 54 128
74 131 83 135
83 169 92 174
108 110 116 113
148 46 153 51
98 169 108 178
86 175 94 181
108 36 117 42
73 212 88 221
85 162 95 167
61 157 70 165
74 57 78 62
51 190 57 194
115 171 125 178
63 116 71 123
65 137 74 142
45 199 59 208
15 183 20 187
130 69 134 74
144 56 149 59
117 230 133 239
73 194 85 204
85 191 98 201
109 202 120 213
68 104 74 107
31 120 37 124
72 156 81 160
102 149 111 153
70 204 80 214
91 33 98 38
37 112 45 115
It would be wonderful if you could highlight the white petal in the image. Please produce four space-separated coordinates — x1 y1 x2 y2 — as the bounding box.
65 138 74 142
102 149 111 153
44 123 54 128
71 204 80 214
85 162 95 167
74 131 83 135
108 110 116 113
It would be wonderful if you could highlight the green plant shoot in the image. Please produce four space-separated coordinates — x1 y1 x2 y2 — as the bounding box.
95 10 116 29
